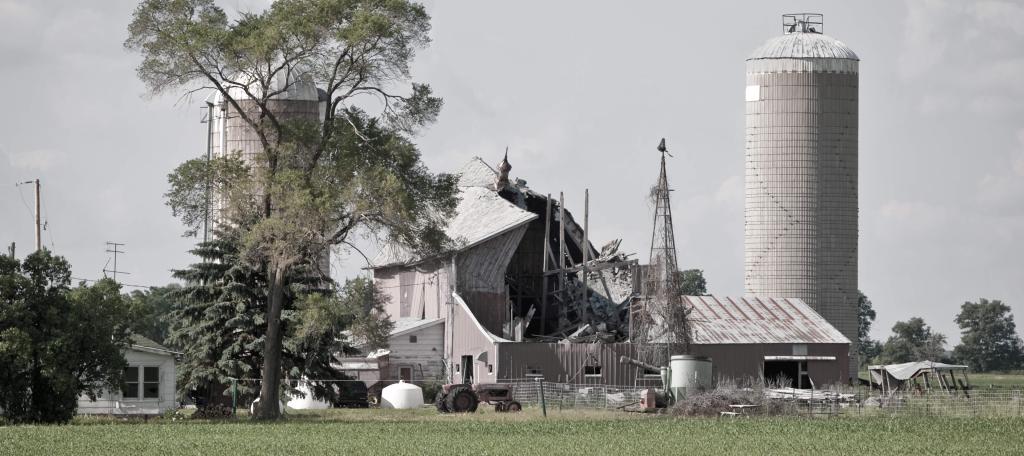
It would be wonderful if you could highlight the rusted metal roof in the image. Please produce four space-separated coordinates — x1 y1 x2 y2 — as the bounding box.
684 296 850 345
748 32 858 61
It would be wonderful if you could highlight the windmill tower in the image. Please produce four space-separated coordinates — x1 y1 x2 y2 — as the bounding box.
634 139 691 363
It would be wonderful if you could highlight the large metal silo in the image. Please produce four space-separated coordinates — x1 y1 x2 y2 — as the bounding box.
744 14 859 376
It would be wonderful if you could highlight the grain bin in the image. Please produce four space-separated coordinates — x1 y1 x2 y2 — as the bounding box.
669 355 712 399
744 14 859 376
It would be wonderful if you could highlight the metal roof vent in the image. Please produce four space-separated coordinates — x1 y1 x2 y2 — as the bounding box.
783 13 823 34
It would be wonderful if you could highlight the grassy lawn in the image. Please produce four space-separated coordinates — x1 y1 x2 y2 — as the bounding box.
968 372 1024 389
2 408 1024 455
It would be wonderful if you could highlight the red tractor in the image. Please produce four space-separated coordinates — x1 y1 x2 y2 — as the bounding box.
435 383 522 413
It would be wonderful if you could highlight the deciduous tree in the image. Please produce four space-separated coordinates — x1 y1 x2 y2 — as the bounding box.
127 0 456 418
953 299 1023 372
877 317 946 364
0 251 131 423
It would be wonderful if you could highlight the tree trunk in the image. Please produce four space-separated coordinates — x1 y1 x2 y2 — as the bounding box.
256 265 286 419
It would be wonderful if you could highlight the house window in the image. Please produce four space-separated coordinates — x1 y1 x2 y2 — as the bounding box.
488 364 493 374
123 367 139 398
409 335 417 343
399 367 412 381
584 365 603 377
143 367 160 399
123 366 159 399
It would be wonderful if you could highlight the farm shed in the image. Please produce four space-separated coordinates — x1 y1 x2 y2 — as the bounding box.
868 361 970 395
77 335 179 415
348 318 446 383
370 156 850 388
492 296 849 387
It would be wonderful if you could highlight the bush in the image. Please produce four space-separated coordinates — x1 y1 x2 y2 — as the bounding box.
192 404 234 419
671 380 795 417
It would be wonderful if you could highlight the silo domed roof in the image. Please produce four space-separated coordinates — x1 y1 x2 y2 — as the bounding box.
748 31 858 61
208 68 320 104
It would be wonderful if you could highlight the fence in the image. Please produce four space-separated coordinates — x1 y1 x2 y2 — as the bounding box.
501 379 650 410
499 379 1024 417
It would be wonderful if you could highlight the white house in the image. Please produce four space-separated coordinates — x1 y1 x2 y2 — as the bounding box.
77 335 179 415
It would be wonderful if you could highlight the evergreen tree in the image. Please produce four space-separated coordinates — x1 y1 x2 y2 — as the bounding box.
168 226 389 408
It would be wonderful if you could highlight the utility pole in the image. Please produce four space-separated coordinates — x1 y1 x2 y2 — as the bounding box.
34 179 40 251
18 179 41 251
203 101 214 245
104 242 130 283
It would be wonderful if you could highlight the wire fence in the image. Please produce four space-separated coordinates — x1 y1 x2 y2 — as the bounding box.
498 379 1024 417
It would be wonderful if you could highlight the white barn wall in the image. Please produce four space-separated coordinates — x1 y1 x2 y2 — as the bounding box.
387 322 446 382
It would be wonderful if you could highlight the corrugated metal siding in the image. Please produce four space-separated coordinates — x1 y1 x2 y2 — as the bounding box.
686 296 849 345
497 342 849 386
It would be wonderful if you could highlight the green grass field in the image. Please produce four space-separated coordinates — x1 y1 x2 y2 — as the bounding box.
2 409 1023 456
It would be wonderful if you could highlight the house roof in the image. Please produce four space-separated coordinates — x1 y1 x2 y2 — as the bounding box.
129 334 180 356
390 317 444 338
370 179 537 268
677 296 850 345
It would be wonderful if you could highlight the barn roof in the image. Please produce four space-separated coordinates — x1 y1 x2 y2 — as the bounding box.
370 169 537 268
456 156 499 188
682 296 850 345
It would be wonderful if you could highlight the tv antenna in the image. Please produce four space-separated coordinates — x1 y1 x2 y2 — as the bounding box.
103 242 130 282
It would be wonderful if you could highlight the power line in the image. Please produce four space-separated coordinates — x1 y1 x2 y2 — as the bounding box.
14 183 33 220
71 276 156 290
40 187 55 251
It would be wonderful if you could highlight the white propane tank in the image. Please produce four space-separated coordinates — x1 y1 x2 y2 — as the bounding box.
380 380 424 409
669 355 713 400
286 382 331 410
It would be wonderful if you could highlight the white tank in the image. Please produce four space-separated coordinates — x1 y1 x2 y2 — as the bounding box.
286 382 332 410
380 380 424 409
670 355 712 399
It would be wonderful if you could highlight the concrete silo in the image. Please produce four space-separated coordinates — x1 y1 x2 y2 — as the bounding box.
209 70 324 164
744 14 859 376
207 70 331 273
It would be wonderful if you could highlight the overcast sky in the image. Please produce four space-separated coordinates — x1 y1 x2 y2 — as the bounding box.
2 0 1022 343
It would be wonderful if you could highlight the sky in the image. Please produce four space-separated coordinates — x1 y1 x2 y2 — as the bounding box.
1 0 1022 344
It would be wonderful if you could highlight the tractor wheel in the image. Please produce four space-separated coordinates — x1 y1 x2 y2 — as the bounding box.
435 390 450 413
445 385 479 413
506 401 522 412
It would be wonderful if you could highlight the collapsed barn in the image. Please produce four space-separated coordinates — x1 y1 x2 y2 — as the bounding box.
370 156 850 388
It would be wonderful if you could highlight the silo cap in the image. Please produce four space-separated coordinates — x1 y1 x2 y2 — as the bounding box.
748 32 859 61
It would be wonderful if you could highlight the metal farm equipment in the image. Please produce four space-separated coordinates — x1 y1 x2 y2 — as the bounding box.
435 383 522 413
